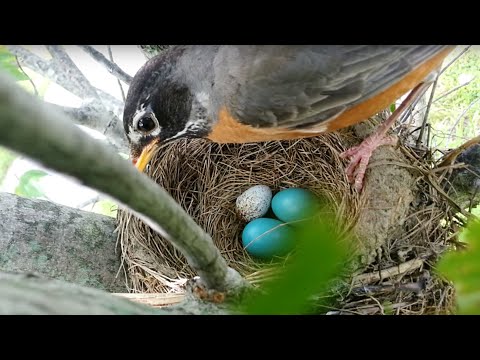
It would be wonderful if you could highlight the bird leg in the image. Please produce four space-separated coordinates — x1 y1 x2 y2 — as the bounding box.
340 81 432 191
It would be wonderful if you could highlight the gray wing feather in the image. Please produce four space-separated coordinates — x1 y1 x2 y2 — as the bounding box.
212 45 449 129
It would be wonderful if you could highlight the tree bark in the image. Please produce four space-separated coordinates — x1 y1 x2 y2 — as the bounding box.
0 271 229 314
0 192 126 293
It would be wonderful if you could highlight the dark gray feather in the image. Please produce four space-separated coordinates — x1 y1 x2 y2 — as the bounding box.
208 45 450 129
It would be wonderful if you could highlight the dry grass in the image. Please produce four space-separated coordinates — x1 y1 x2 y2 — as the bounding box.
116 125 464 314
117 131 360 293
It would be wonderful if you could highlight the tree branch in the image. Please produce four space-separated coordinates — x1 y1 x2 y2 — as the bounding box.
0 71 248 296
0 192 126 292
48 102 127 152
6 46 124 115
0 271 229 314
45 45 104 105
107 45 127 102
78 45 133 85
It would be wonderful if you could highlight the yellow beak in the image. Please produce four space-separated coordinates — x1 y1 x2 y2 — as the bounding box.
134 140 159 172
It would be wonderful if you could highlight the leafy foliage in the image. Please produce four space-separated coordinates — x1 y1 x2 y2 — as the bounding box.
90 199 118 218
0 146 16 186
0 46 29 81
437 220 480 314
430 47 480 150
15 169 48 199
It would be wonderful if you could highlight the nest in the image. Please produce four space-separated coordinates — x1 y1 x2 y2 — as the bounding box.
117 120 463 315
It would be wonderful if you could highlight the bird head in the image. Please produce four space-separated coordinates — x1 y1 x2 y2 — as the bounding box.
123 47 211 171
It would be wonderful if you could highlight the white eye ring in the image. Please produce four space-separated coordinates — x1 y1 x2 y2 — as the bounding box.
132 111 161 136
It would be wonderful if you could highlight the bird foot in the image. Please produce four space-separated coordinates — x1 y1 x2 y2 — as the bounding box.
186 277 226 304
340 134 397 191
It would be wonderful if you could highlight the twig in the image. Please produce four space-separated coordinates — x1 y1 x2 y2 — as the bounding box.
412 78 475 117
439 45 472 76
407 46 471 124
47 103 127 152
447 97 480 142
78 45 133 85
416 75 439 147
0 71 248 295
45 45 103 105
438 135 480 168
45 45 125 139
352 281 426 296
113 292 185 308
107 45 127 102
77 195 100 209
15 55 38 96
352 258 424 285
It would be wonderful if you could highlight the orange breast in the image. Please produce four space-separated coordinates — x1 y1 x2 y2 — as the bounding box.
207 47 453 144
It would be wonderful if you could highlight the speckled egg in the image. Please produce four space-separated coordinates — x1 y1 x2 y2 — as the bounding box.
242 218 295 259
236 185 272 222
271 188 320 223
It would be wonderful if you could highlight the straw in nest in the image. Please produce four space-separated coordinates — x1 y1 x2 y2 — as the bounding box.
117 122 461 314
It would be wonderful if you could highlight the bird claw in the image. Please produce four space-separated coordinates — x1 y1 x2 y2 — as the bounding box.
340 134 397 192
186 276 226 304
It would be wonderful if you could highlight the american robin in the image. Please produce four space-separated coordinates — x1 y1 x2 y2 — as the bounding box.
123 45 454 190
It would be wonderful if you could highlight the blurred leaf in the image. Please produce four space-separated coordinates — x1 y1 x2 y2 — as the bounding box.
437 219 480 314
0 146 16 186
383 301 394 315
0 46 30 81
239 218 348 314
90 199 118 218
390 103 396 113
15 169 48 199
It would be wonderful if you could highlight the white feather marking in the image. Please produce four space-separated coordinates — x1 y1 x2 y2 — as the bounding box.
196 92 210 108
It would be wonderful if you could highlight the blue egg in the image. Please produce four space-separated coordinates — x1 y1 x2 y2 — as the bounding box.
271 188 320 223
242 218 295 259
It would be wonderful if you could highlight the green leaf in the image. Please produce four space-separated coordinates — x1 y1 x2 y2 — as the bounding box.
383 301 394 315
15 169 48 199
0 146 16 186
437 220 480 314
239 217 348 314
390 103 396 113
90 199 118 218
0 46 30 81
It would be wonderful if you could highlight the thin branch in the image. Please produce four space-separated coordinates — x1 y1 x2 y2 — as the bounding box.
78 45 133 85
0 71 248 295
416 75 439 147
107 45 127 102
447 97 480 142
15 55 38 96
46 45 126 140
411 46 473 117
76 195 100 209
433 77 475 104
46 103 127 152
6 46 124 115
352 258 424 285
438 135 480 168
439 45 472 76
45 45 104 106
413 77 475 116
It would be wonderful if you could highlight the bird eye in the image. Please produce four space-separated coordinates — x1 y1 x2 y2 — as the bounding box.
136 115 157 133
